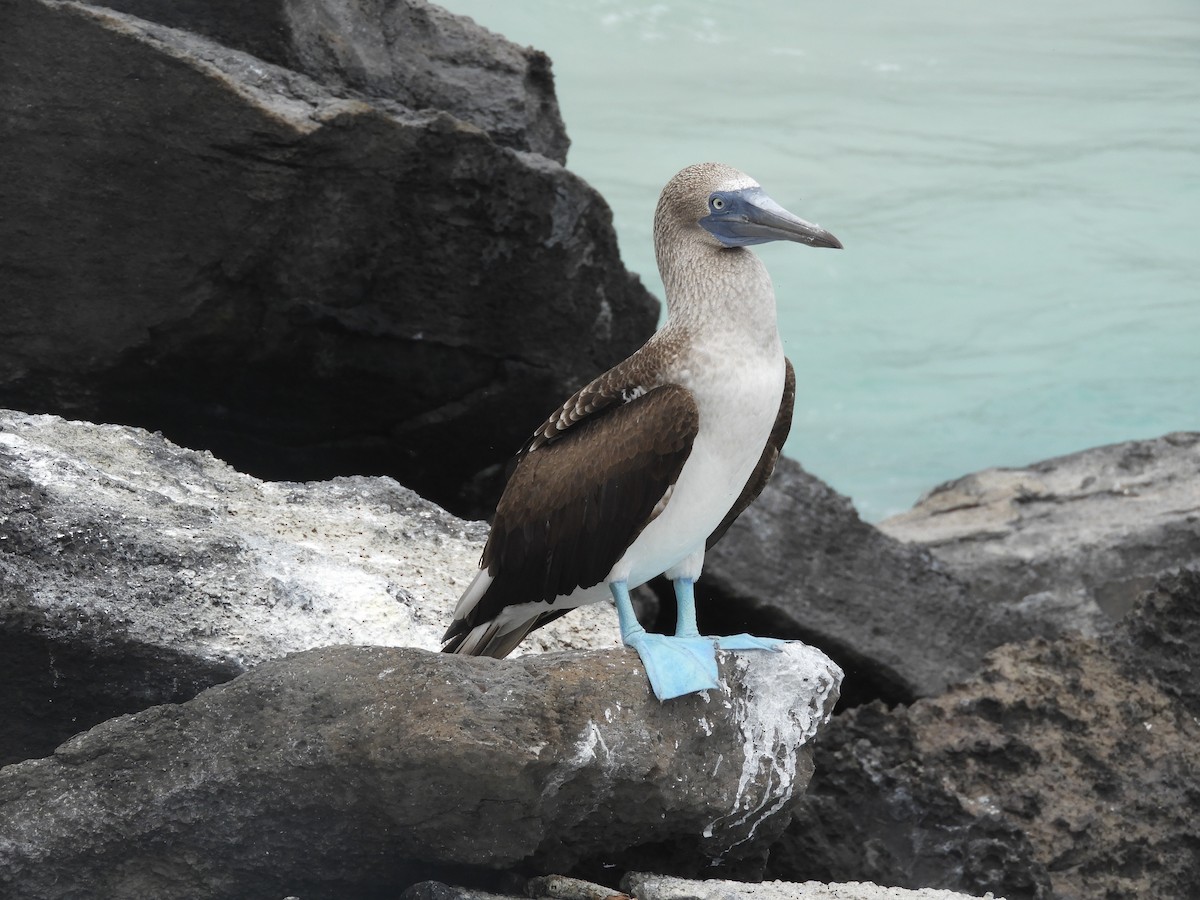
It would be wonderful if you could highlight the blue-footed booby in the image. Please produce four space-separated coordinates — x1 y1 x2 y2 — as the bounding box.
442 162 841 700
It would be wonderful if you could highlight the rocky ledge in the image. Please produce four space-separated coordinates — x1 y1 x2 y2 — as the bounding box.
880 432 1200 620
0 641 841 900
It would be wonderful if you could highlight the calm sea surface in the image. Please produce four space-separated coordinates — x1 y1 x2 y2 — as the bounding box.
443 0 1200 520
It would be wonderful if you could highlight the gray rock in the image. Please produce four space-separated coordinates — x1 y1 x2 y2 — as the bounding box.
627 873 1006 900
0 0 657 514
401 874 1003 900
93 0 570 161
0 641 842 900
879 432 1200 620
0 409 619 766
403 884 529 900
527 874 632 900
693 458 1089 705
771 568 1200 900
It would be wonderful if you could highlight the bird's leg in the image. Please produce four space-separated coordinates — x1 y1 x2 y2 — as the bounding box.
613 579 646 640
611 580 720 701
673 577 701 637
671 576 787 654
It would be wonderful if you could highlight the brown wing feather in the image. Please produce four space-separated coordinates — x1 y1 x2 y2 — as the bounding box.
706 357 796 549
447 384 699 641
523 345 668 454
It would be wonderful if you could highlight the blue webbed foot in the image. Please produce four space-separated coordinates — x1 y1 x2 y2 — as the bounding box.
624 632 721 701
610 578 790 701
611 579 722 701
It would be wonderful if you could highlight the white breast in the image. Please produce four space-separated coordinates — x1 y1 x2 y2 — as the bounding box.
608 339 786 588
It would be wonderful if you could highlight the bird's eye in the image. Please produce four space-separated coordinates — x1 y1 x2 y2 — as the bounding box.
711 196 726 211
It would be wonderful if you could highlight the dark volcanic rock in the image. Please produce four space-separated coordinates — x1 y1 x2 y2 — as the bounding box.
94 0 570 161
880 432 1200 620
692 458 1098 706
1120 568 1200 719
0 0 656 515
0 642 842 900
0 409 617 767
771 568 1200 900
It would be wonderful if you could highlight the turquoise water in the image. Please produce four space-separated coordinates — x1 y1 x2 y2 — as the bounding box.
443 1 1200 520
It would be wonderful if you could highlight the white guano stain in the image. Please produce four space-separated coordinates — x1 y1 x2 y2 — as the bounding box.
703 647 840 845
539 718 619 813
571 720 611 767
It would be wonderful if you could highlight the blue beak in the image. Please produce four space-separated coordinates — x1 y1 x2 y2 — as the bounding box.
700 187 842 249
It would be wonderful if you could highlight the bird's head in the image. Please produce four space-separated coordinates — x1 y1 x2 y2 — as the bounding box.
655 162 842 251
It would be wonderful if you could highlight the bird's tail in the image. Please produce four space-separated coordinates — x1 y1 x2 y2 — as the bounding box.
441 570 540 658
442 616 540 658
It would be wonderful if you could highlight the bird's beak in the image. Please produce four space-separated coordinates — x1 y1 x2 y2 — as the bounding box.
701 187 843 249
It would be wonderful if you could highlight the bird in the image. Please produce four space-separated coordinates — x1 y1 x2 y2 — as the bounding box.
442 162 841 701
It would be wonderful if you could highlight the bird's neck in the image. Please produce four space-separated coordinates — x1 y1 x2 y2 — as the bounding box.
656 238 780 351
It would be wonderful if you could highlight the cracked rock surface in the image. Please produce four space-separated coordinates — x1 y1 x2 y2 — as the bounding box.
0 642 842 900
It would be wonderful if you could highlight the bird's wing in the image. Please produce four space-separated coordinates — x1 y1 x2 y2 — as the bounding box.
443 380 699 646
705 357 795 549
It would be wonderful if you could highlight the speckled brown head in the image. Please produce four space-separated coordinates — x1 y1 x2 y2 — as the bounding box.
653 162 842 256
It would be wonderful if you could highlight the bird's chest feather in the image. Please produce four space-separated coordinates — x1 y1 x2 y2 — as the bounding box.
655 343 785 537
675 341 784 478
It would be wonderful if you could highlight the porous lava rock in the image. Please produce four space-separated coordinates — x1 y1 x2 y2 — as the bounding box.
770 569 1200 900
